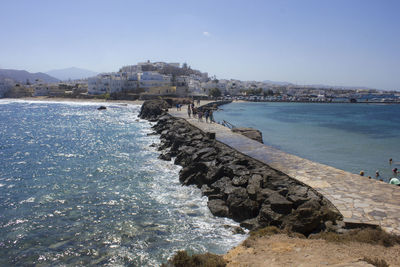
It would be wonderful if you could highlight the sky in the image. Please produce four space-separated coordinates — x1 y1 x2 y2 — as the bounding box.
1 0 399 90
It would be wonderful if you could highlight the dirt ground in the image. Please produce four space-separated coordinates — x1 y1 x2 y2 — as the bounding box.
224 234 400 267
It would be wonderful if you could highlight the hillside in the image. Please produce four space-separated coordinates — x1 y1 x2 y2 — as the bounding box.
0 69 59 84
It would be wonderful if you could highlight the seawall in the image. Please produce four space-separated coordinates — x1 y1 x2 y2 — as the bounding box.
140 99 400 236
140 99 344 235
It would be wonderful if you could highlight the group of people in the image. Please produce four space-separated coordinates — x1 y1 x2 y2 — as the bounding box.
359 158 400 186
186 103 214 123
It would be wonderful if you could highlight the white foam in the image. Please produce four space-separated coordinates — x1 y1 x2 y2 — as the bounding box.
19 197 35 204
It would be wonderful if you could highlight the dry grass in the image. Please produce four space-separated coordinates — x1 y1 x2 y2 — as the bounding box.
362 257 389 267
243 226 306 247
242 226 400 249
161 250 226 267
310 227 400 247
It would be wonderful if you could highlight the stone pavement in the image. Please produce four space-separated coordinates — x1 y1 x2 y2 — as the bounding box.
169 104 400 235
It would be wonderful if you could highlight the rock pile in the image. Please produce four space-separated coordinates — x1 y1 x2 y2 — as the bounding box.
139 99 170 121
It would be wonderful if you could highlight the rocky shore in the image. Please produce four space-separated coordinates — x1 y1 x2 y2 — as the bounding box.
139 99 344 236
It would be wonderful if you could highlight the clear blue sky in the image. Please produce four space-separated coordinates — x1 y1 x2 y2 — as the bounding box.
1 0 399 90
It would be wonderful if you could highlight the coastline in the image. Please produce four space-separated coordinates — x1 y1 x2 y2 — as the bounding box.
3 97 399 265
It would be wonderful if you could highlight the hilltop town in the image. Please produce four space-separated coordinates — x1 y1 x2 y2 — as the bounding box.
1 61 399 103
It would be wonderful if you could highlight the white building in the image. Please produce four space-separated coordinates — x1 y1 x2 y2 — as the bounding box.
88 73 124 95
139 71 171 89
188 78 204 95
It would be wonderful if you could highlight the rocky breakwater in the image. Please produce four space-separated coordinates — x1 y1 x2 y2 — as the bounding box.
138 99 170 121
139 100 343 236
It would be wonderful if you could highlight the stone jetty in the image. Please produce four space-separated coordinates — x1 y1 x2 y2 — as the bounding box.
167 100 400 236
139 99 400 236
140 100 344 236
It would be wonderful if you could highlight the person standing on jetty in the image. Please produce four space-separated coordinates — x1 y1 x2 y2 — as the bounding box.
204 109 210 123
187 104 191 118
198 110 203 122
192 107 197 118
209 109 214 123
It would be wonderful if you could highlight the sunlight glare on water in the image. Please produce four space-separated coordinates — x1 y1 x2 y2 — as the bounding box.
0 100 246 266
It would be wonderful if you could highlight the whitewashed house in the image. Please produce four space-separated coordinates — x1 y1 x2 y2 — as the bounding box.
139 71 171 90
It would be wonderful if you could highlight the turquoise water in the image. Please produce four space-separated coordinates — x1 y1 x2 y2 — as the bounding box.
0 100 245 266
214 102 400 182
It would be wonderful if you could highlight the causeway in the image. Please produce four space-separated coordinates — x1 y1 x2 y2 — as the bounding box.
169 103 400 235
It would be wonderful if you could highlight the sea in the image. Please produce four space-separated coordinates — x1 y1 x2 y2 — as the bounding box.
0 100 245 266
214 102 400 182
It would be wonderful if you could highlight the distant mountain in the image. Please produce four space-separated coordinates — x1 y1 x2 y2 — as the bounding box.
0 69 59 84
46 67 98 81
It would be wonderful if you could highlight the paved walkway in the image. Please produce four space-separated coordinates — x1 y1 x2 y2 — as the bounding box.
170 104 400 235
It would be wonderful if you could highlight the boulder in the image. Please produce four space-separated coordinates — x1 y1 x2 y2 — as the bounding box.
258 204 284 226
281 199 325 235
208 199 229 217
226 187 259 221
201 184 216 196
139 100 169 120
179 163 208 183
246 183 260 199
240 218 261 230
256 188 276 204
158 152 171 161
210 177 232 193
232 127 263 143
265 192 293 215
205 165 234 185
223 225 246 235
232 175 249 187
192 147 217 162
